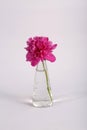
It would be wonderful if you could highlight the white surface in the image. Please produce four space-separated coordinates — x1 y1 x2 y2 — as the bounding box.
0 0 87 130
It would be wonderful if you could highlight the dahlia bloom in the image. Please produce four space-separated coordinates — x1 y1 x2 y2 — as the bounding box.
25 36 57 66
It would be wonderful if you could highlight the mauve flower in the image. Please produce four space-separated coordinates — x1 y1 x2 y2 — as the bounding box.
25 36 57 66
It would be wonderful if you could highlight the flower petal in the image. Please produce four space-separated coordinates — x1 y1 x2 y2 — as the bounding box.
51 44 57 50
31 58 40 66
26 53 32 61
45 53 56 62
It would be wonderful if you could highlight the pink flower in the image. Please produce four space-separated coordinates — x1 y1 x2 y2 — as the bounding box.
25 36 57 66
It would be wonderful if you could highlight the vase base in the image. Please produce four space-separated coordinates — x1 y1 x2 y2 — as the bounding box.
32 100 53 108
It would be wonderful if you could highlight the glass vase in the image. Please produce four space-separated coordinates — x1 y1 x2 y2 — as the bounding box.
32 60 53 107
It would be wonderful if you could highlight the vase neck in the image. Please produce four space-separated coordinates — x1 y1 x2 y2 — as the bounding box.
36 60 47 71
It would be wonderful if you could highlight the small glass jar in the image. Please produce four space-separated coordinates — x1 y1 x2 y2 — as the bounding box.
32 60 53 107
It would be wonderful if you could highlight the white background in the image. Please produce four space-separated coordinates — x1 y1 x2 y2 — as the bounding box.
0 0 87 130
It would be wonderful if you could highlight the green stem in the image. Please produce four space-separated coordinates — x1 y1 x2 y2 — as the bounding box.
42 61 53 101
